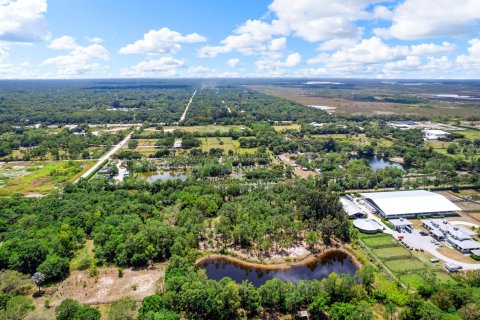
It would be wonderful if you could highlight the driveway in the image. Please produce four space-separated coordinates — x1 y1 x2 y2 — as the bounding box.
399 228 480 270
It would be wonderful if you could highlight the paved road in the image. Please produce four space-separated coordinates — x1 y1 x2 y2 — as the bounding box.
75 133 131 183
179 90 197 122
401 228 480 270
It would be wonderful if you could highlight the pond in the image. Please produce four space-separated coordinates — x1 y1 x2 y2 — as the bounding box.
141 171 188 183
366 155 404 171
198 251 357 287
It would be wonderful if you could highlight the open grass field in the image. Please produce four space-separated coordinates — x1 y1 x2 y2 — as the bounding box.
159 125 245 134
360 234 399 248
0 160 95 197
273 124 301 132
200 137 258 154
310 133 393 147
373 247 411 259
458 129 480 140
384 259 425 272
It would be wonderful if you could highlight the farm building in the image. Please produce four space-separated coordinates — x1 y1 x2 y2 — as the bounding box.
340 198 365 219
422 219 480 253
360 190 460 219
389 218 413 232
423 129 450 140
353 219 383 234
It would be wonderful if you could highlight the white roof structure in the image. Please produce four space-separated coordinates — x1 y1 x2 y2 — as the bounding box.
424 129 450 135
340 198 364 218
353 219 383 233
361 190 461 218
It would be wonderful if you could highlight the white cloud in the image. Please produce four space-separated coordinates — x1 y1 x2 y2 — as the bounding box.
375 0 480 40
199 0 382 58
256 52 301 75
372 6 393 20
48 35 78 50
119 27 206 54
43 36 109 76
268 37 287 51
226 58 240 68
409 42 456 56
0 0 49 42
87 37 103 44
188 66 211 75
316 38 359 51
284 52 301 66
322 37 408 65
268 0 379 42
120 57 185 77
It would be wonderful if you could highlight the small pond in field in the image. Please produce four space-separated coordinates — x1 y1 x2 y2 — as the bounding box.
140 171 188 183
198 251 357 287
366 155 404 171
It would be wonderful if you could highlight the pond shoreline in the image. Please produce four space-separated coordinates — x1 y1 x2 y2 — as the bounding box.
196 247 361 271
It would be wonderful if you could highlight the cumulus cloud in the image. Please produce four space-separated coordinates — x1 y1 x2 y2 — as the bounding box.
256 52 301 75
120 57 185 77
199 0 382 58
226 58 240 68
43 36 109 76
375 0 480 40
119 27 206 54
268 37 287 51
48 35 78 50
0 0 49 42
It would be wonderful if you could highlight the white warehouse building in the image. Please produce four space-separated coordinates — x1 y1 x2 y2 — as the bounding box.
360 190 461 219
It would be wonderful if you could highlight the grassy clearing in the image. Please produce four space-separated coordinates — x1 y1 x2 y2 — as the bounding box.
0 161 94 197
70 239 95 271
384 259 425 272
201 137 258 154
361 234 399 248
460 129 480 140
273 124 301 132
162 125 244 134
399 273 427 289
136 139 158 146
373 247 411 259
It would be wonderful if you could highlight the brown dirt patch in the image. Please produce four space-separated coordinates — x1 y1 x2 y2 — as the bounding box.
35 263 165 312
437 247 480 264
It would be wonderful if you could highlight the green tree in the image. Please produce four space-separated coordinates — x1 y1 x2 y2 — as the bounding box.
56 299 81 320
37 254 70 281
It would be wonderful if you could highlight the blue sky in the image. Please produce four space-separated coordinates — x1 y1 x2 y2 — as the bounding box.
0 0 479 79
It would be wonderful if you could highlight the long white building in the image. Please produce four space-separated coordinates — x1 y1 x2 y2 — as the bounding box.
360 190 461 219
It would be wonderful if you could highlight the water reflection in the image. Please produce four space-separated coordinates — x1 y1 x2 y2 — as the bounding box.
141 171 188 183
199 251 357 287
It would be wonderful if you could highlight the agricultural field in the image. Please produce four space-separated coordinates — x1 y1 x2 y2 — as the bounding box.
0 161 94 197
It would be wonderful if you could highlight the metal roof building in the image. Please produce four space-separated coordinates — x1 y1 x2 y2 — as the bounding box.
353 219 383 234
340 198 365 219
360 190 461 219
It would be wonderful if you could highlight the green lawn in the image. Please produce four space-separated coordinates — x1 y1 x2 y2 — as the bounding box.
373 247 411 259
399 273 427 289
361 234 399 248
384 259 425 272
